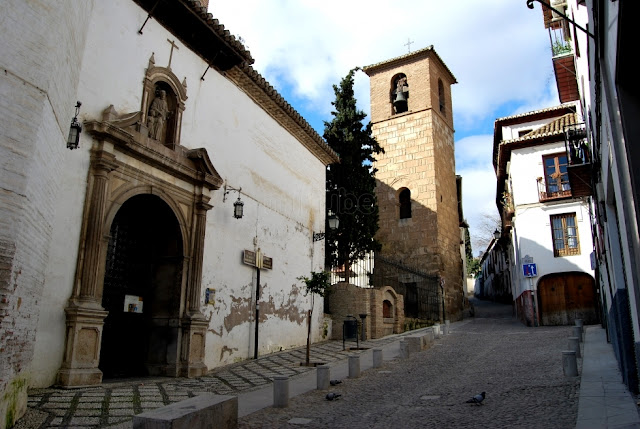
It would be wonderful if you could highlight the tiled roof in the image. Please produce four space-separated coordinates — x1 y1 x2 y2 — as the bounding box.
362 45 457 83
495 103 577 123
182 0 253 64
504 112 578 143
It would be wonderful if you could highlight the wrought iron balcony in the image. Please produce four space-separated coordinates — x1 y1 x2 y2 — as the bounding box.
537 177 572 202
564 123 593 197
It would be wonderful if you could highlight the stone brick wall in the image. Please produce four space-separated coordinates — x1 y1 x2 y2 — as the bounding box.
366 49 464 323
326 283 404 341
0 1 94 427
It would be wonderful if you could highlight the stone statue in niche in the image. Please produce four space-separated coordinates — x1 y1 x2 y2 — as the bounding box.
147 89 170 141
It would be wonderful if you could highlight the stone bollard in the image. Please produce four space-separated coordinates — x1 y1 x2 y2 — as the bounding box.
568 337 581 358
575 318 584 333
373 349 383 368
273 376 289 408
433 324 441 339
562 351 579 376
348 355 361 378
317 365 330 390
444 320 451 335
400 340 410 359
572 326 583 342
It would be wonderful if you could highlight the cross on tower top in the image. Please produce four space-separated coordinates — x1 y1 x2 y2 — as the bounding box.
404 38 414 53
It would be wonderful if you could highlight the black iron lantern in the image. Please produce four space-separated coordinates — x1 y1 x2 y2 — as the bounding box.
328 212 340 231
233 196 244 219
67 102 82 150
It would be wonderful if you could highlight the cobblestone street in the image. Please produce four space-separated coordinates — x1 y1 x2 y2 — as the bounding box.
17 300 588 428
238 300 580 428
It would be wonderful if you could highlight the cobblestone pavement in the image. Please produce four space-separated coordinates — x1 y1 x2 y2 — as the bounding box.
20 332 400 428
18 300 581 428
238 300 581 429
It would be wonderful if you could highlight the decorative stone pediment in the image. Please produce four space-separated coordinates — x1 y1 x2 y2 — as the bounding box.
85 105 222 191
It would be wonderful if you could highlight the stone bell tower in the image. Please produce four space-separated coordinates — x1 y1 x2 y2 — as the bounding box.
363 46 464 321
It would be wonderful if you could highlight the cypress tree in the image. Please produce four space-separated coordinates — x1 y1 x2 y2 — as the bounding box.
323 68 384 281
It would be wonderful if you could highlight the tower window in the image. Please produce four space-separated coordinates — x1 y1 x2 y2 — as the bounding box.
399 188 411 219
438 79 446 115
391 74 409 114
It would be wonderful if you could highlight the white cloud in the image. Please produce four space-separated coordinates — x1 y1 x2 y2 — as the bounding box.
210 0 559 251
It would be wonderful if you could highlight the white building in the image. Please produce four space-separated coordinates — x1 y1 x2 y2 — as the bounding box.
0 0 338 425
549 0 640 392
493 103 597 326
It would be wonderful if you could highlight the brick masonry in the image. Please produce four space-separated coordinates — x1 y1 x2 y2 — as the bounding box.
364 49 464 321
326 283 404 341
0 2 93 427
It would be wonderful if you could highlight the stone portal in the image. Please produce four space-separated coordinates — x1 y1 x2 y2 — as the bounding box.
100 195 183 378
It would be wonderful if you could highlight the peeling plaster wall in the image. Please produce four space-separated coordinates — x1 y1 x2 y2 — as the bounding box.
27 0 327 385
0 0 96 417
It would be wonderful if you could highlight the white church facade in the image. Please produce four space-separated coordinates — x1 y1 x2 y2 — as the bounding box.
0 0 337 425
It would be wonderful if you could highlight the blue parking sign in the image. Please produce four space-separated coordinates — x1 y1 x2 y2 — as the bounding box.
523 263 537 277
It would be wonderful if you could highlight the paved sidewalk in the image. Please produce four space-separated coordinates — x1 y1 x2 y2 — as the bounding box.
16 300 640 428
576 325 640 428
19 332 406 428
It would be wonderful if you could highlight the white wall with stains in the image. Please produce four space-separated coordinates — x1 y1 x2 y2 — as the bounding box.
28 0 329 386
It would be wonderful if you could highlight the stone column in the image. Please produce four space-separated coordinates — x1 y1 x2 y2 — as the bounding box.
181 196 212 378
57 149 117 387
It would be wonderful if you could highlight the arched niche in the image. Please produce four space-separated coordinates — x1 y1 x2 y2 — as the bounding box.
141 55 188 149
390 73 409 114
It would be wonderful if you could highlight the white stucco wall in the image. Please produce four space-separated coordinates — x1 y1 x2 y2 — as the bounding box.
30 0 328 386
0 0 96 410
508 143 594 299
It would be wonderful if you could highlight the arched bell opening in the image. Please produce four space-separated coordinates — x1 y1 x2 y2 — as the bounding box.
390 73 409 114
99 194 183 378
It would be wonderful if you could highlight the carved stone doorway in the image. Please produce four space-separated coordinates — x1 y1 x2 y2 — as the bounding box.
99 194 183 378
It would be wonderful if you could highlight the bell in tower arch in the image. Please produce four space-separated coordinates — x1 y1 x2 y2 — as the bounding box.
392 76 408 114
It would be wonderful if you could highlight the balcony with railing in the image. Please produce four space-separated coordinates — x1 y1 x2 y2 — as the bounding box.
537 176 572 202
545 1 580 103
564 123 592 197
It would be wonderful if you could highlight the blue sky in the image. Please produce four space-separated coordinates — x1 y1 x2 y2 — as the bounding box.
211 0 560 252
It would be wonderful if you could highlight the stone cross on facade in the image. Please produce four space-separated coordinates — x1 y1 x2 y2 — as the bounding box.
404 38 414 53
167 39 179 69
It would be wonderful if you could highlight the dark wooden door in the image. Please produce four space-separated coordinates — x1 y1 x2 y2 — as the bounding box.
538 272 598 326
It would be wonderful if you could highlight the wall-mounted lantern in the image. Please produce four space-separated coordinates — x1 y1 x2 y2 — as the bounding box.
67 101 82 150
223 181 243 219
313 212 340 241
493 229 501 240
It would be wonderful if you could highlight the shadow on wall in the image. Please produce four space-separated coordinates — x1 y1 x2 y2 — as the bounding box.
373 179 465 322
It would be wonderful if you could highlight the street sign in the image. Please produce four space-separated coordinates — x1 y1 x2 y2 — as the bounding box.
523 263 538 278
243 249 273 269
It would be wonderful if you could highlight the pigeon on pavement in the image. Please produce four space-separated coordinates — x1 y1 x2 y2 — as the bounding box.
330 379 342 386
465 392 486 405
326 393 342 401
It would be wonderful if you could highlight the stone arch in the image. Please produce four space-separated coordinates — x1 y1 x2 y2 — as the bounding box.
390 73 409 114
142 60 188 148
398 187 412 219
99 193 184 377
369 286 403 337
103 185 189 257
57 120 220 385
